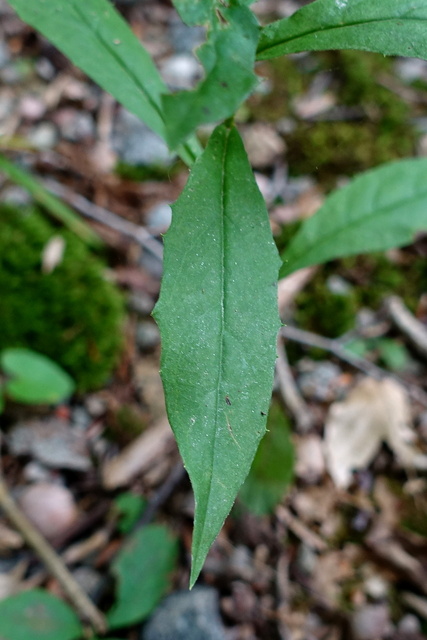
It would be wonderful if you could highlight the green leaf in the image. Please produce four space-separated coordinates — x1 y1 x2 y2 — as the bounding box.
0 154 101 247
1 348 75 404
0 589 82 640
107 524 178 629
6 0 166 138
280 158 427 277
162 5 259 149
153 123 280 587
258 0 427 61
113 492 147 534
239 402 294 516
172 0 216 25
5 0 202 165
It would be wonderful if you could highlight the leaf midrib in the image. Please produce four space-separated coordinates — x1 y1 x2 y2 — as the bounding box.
199 126 232 543
283 184 427 273
258 15 426 56
73 3 165 125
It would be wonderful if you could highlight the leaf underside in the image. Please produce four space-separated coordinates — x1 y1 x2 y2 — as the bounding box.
281 157 427 277
258 0 427 61
153 123 280 586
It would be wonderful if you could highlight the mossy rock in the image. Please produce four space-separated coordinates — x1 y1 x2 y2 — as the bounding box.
0 205 125 392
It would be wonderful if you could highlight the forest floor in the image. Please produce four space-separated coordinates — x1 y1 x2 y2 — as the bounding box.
1 1 427 639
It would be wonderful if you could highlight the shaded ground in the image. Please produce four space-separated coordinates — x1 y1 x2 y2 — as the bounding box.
1 1 427 639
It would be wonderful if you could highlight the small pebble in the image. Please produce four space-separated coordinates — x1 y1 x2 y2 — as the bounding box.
351 604 394 640
146 202 172 232
112 109 173 167
397 614 421 634
141 587 226 640
28 121 58 149
19 483 79 540
136 321 161 351
161 54 202 90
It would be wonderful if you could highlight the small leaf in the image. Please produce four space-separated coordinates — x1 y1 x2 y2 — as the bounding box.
280 158 427 277
113 492 147 534
2 348 75 404
0 589 82 640
163 5 259 148
258 0 427 61
153 123 280 586
239 402 294 516
107 524 178 629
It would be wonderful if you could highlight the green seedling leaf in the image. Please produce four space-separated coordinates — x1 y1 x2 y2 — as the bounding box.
5 0 201 165
258 0 427 61
114 492 147 534
281 158 427 277
162 4 259 149
1 348 75 404
0 154 100 247
153 123 280 587
107 524 178 629
239 402 294 516
0 589 82 640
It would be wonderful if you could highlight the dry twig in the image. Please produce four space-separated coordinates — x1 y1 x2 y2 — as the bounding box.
0 473 107 634
276 338 314 432
386 295 427 360
42 178 164 261
281 325 427 407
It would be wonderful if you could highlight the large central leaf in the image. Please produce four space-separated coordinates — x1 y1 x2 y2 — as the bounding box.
153 123 280 586
258 0 427 61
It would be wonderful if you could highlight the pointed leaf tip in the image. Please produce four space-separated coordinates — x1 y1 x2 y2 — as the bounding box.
154 123 280 584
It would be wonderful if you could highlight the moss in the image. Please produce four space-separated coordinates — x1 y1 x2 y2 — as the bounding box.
294 250 427 339
0 204 125 392
250 50 416 184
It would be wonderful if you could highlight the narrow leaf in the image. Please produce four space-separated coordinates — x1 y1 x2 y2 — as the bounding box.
280 158 427 277
0 590 82 640
6 0 166 138
153 123 280 586
163 5 259 149
0 154 101 247
107 524 178 629
258 0 427 61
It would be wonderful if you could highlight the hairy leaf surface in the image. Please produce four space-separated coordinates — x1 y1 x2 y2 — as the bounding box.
163 5 259 149
281 158 427 277
258 0 427 61
153 123 280 586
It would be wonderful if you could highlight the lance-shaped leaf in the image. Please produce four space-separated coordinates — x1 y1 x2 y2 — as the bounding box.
280 158 427 278
5 0 201 165
258 0 427 61
162 5 259 149
153 123 280 586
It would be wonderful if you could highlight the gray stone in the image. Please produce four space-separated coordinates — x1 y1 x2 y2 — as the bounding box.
297 360 342 402
141 587 226 640
136 320 160 351
28 122 58 149
351 604 394 640
146 202 172 232
112 109 174 167
161 54 202 90
168 19 205 54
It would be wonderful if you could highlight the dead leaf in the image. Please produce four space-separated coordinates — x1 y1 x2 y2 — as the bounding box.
324 377 427 488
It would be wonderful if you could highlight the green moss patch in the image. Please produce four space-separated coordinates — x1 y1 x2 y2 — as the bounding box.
0 204 125 392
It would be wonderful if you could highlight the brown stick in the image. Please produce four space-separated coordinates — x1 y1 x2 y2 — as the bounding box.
0 474 107 634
